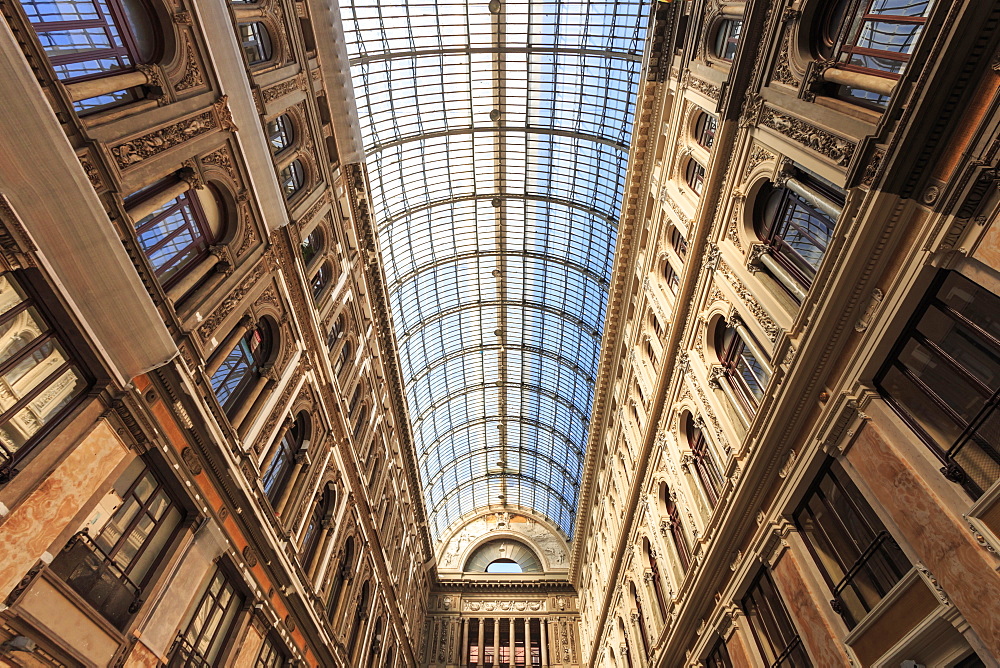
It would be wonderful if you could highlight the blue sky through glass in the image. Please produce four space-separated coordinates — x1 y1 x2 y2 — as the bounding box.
341 0 648 540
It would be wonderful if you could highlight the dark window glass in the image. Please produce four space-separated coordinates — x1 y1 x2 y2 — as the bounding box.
814 0 852 60
662 487 691 571
256 635 288 668
262 413 305 505
301 228 323 266
671 227 688 259
687 414 724 506
876 271 1000 496
311 262 331 300
714 19 742 61
757 181 839 288
0 273 89 473
794 460 911 628
685 160 705 195
663 262 679 293
176 566 244 666
741 569 811 667
646 542 668 616
695 112 718 149
239 21 271 64
705 636 733 668
133 189 214 286
280 160 305 198
717 325 771 409
266 114 294 153
210 323 271 414
21 0 153 112
335 340 353 376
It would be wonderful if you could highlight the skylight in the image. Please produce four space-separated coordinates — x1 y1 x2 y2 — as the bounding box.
341 0 648 540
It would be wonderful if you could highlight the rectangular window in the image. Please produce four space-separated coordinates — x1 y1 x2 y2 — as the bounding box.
876 270 1000 497
741 569 811 667
0 272 89 477
794 460 910 628
256 634 288 668
173 566 245 666
705 635 733 668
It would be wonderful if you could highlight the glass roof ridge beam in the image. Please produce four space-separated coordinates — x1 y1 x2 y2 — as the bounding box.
396 300 603 343
349 44 644 66
366 125 630 156
415 415 585 461
378 193 620 229
388 250 610 293
405 343 597 388
410 381 593 427
427 473 577 519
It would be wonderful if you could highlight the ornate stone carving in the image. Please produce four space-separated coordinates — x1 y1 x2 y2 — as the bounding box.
854 288 884 332
262 75 306 104
78 154 103 191
112 112 217 168
772 30 800 86
213 95 238 132
743 143 776 184
717 260 780 341
181 447 202 475
739 94 764 129
760 107 857 166
175 33 204 91
685 73 721 100
242 545 258 567
201 146 237 182
197 262 267 340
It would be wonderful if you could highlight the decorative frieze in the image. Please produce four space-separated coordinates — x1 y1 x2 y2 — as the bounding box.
760 106 857 166
716 259 780 342
462 600 545 612
197 261 267 340
112 111 216 168
174 33 204 92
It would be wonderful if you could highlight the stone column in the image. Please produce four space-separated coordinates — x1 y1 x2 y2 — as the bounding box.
478 617 485 666
274 451 307 517
205 315 252 377
540 619 548 667
748 245 807 302
260 417 294 473
311 518 338 588
524 618 532 667
306 519 333 580
493 617 500 667
461 618 469 668
166 251 224 303
708 365 751 429
64 68 153 102
234 372 276 436
508 618 516 667
125 175 191 222
821 66 896 98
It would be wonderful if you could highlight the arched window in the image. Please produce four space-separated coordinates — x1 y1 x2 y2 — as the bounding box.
630 581 650 657
266 114 294 153
300 488 331 566
813 0 852 60
644 538 668 617
280 160 305 198
328 314 346 351
130 185 219 288
716 322 771 409
348 581 371 661
755 178 840 289
262 412 307 506
663 261 679 294
0 272 89 475
335 339 353 376
685 160 705 195
686 413 723 506
353 405 368 440
311 262 331 300
694 112 718 149
301 227 323 267
670 227 688 259
714 19 742 61
238 22 272 64
22 0 157 113
327 537 354 619
660 483 691 571
383 646 394 668
210 320 272 415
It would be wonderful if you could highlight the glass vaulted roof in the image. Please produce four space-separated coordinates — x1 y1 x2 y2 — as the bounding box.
341 0 648 540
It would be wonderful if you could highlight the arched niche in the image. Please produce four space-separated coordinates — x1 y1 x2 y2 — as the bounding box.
463 539 543 573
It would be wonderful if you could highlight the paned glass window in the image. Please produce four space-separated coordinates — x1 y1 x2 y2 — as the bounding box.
794 460 911 628
21 0 153 112
239 21 271 64
741 569 811 667
836 0 933 106
662 485 691 570
300 228 323 266
280 160 305 198
686 160 706 195
256 635 288 668
210 323 271 414
876 270 1000 496
266 114 294 153
671 227 688 259
705 636 733 668
177 566 244 665
335 339 353 376
715 19 742 61
133 189 213 286
262 413 305 505
717 324 771 409
756 180 839 288
695 111 718 149
687 414 723 506
663 262 679 294
0 273 88 472
311 262 331 300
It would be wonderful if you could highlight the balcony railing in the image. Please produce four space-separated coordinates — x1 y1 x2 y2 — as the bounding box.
829 530 909 628
168 635 213 668
942 391 1000 498
49 531 142 630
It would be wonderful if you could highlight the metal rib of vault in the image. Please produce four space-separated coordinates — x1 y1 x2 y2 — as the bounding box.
340 0 648 540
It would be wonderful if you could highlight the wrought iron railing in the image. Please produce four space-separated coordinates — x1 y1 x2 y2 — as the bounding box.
167 635 212 668
48 530 142 630
942 391 1000 498
829 530 909 628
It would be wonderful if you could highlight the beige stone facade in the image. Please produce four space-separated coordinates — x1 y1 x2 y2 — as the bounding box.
0 0 998 667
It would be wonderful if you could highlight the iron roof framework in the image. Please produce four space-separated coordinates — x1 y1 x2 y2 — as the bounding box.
341 0 648 540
